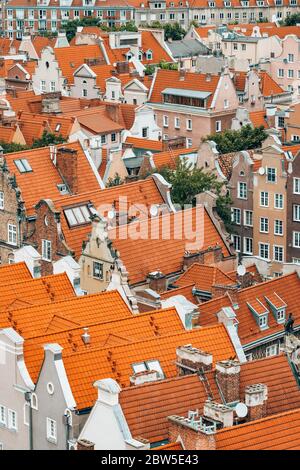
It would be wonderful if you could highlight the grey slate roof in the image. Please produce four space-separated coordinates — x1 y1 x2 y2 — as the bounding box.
167 38 210 58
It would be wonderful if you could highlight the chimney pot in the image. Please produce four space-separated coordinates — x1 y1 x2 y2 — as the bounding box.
81 327 90 345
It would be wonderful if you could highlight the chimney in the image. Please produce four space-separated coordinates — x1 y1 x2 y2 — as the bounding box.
81 327 90 345
116 61 130 74
203 400 234 428
265 104 276 128
168 411 216 450
215 360 240 404
130 370 160 386
146 271 167 293
206 73 212 82
77 439 95 451
245 383 268 421
56 147 78 194
105 102 121 124
179 68 186 81
176 345 213 375
41 92 62 114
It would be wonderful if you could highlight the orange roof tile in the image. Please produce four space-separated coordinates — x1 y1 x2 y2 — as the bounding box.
0 262 32 284
125 136 163 152
216 408 300 450
154 442 183 450
0 272 75 312
109 207 231 285
152 148 197 170
160 283 197 304
55 323 236 409
249 110 269 129
175 263 235 292
5 141 101 215
150 69 219 108
0 125 17 143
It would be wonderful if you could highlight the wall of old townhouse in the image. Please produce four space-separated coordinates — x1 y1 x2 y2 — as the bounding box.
32 47 65 96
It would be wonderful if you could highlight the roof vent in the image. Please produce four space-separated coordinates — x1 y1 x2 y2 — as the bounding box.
81 327 90 345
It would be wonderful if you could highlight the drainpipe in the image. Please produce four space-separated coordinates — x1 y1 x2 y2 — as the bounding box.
24 392 33 450
64 412 71 450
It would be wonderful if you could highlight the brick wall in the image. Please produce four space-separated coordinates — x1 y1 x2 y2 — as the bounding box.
168 419 216 450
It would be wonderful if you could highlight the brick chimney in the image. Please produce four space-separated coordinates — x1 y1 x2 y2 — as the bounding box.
176 345 213 375
147 271 167 293
265 104 276 128
77 439 95 451
215 360 240 404
105 102 121 124
168 412 216 450
245 383 268 421
56 147 78 194
116 61 130 74
203 400 234 428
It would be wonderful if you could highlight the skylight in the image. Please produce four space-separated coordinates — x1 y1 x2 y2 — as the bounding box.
64 205 91 227
132 359 164 378
55 124 61 132
14 159 32 173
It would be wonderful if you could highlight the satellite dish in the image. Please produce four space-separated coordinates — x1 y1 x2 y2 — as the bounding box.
235 402 248 418
258 166 265 175
237 265 246 276
107 210 115 220
150 205 159 217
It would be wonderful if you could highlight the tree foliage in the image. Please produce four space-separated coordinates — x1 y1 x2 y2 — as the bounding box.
139 21 186 40
0 141 28 154
31 130 66 148
215 192 235 234
204 125 267 154
282 13 300 26
62 18 138 42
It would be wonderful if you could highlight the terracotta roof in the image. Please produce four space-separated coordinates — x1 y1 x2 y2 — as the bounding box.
228 23 300 40
217 152 236 179
125 136 163 152
54 323 236 409
152 147 197 170
0 262 32 284
154 442 183 450
0 125 18 143
239 354 300 416
18 111 75 141
216 408 300 450
149 69 219 107
198 272 300 345
227 264 262 283
51 177 166 258
175 263 235 292
249 110 269 129
120 372 221 444
54 44 106 84
194 26 217 38
32 36 56 57
0 272 75 312
234 70 285 97
4 141 101 215
160 283 197 304
0 38 20 55
109 207 231 285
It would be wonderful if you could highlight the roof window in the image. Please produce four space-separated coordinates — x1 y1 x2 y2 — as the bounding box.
14 158 32 173
64 205 91 227
132 359 164 378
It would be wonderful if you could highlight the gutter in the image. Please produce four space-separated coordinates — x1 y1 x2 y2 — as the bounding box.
243 324 300 351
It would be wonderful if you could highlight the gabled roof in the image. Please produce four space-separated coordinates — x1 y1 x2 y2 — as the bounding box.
0 262 32 284
198 272 300 345
50 323 236 409
149 69 219 107
152 147 198 170
160 283 197 305
109 207 231 285
4 141 101 215
175 263 235 293
0 272 75 312
249 110 269 129
233 70 285 97
125 136 163 152
216 408 300 450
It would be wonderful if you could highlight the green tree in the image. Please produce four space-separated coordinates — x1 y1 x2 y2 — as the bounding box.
216 192 235 234
0 141 28 154
204 125 267 154
32 130 66 148
107 173 124 187
282 13 300 26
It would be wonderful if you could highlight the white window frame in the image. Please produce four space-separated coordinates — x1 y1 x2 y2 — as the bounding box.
293 231 300 248
274 219 283 236
238 181 247 199
42 239 52 262
7 409 17 431
46 418 57 443
186 119 192 131
274 193 283 209
294 204 300 222
231 207 241 225
215 120 222 132
244 210 253 227
273 245 284 262
0 191 3 210
259 242 270 260
266 344 278 357
243 237 253 255
260 217 269 233
260 191 269 207
0 405 6 426
8 224 17 245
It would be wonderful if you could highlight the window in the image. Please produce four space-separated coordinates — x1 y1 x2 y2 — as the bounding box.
266 344 278 357
82 89 87 97
232 234 241 252
231 208 241 224
277 309 285 322
260 191 269 207
8 224 17 245
142 127 148 138
293 231 300 247
273 245 284 262
111 133 116 142
278 69 284 78
294 204 300 222
132 359 164 378
0 405 6 426
274 193 283 209
50 81 56 92
0 192 3 210
174 117 180 129
14 159 32 173
267 167 276 183
42 240 52 262
146 50 153 60
288 53 294 62
163 115 168 127
260 217 269 233
294 177 300 194
288 69 294 78
244 237 253 255
93 261 103 279
187 138 193 148
64 206 91 227
8 410 17 431
244 210 253 226
259 243 270 260
233 43 238 50
259 315 267 328
274 219 283 236
215 120 221 132
238 182 247 199
241 44 246 51
186 119 192 131
224 99 229 109
40 80 46 92
101 135 106 144
46 418 57 443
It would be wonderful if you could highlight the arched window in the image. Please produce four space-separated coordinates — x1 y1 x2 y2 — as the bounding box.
31 393 38 410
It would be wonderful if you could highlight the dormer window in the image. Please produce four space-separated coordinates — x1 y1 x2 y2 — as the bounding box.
224 0 231 6
247 299 269 330
241 0 249 5
259 315 267 329
208 1 215 6
264 293 287 324
257 0 264 5
146 49 153 60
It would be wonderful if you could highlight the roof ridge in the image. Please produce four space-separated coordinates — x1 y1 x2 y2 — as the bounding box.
0 271 69 289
